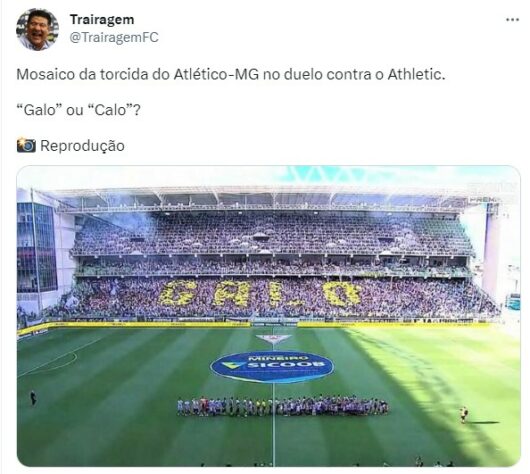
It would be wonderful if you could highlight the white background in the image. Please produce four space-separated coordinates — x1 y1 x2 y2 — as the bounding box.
1 1 529 473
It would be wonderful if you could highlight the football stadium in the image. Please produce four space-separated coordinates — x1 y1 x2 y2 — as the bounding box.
16 167 520 467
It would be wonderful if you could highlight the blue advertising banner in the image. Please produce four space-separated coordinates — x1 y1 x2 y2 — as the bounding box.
211 350 334 384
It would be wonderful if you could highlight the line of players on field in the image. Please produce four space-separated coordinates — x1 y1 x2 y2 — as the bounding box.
176 394 389 417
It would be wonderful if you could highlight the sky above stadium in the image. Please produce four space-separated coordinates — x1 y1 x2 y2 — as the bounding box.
17 165 519 190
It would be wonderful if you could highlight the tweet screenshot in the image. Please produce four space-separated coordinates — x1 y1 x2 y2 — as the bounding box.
1 0 528 471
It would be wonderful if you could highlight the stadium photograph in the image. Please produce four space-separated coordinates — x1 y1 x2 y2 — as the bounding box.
16 166 520 467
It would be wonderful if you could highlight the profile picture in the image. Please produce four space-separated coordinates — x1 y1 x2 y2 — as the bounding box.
17 8 59 51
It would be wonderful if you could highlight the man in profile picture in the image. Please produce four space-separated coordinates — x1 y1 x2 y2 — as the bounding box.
19 10 52 51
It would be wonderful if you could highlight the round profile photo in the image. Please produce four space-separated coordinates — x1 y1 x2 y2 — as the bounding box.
17 9 59 51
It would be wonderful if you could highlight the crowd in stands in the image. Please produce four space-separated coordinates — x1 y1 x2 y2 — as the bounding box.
36 211 501 322
42 277 500 320
71 214 475 257
176 394 389 417
76 259 471 279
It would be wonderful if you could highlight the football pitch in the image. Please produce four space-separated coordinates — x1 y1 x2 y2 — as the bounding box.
17 325 520 467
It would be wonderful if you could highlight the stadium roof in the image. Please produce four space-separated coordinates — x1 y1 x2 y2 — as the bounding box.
39 183 514 208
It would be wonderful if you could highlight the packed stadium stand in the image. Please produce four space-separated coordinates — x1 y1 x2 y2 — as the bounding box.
70 214 475 257
17 185 503 323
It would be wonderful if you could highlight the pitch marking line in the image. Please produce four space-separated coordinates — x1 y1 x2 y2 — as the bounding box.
17 336 104 378
30 353 78 375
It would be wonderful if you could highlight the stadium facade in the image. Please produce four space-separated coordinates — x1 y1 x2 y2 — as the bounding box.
17 188 76 313
16 185 507 323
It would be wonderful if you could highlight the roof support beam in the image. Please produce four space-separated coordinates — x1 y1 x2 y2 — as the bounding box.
151 189 165 205
211 190 220 204
94 191 109 205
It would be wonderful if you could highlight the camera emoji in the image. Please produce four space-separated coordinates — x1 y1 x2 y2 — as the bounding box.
17 137 36 153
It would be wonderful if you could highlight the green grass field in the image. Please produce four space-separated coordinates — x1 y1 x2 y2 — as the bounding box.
17 326 520 467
